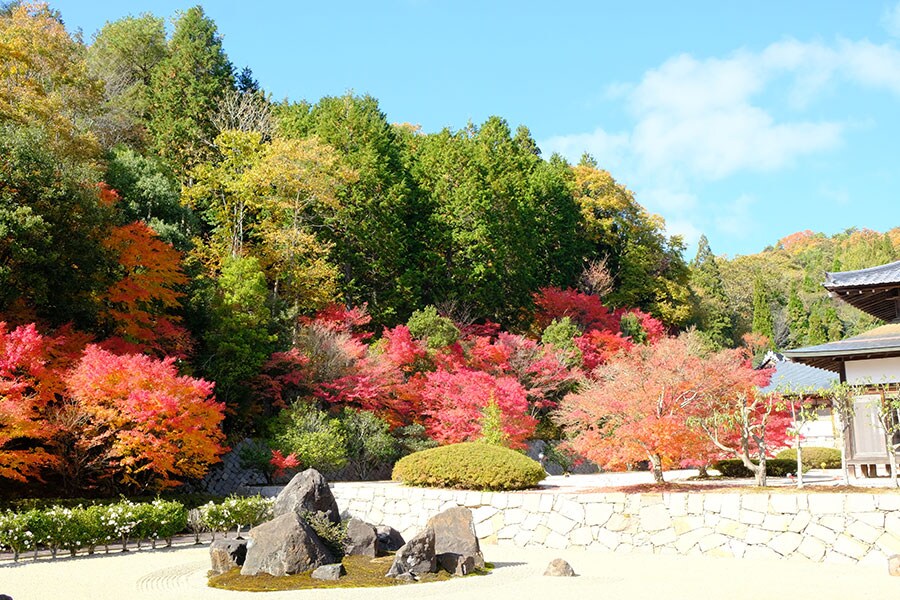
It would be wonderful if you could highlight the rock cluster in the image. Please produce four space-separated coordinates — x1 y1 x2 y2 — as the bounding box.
209 468 483 582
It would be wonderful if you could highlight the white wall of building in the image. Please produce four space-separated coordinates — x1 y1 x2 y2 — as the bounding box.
844 356 900 385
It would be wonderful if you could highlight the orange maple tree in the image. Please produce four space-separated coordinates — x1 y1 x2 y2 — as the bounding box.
100 221 192 358
65 345 225 491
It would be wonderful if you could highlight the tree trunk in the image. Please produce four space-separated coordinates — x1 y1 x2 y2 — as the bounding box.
649 453 665 484
840 426 850 486
755 452 767 487
796 443 804 489
886 433 899 488
698 464 709 478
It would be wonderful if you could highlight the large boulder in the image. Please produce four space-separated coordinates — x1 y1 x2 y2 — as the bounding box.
375 525 405 553
385 527 436 578
427 507 484 569
272 468 340 524
209 539 247 575
241 512 335 577
345 518 378 557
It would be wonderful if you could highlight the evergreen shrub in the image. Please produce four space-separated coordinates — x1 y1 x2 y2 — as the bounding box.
775 446 841 469
392 442 545 491
712 458 804 478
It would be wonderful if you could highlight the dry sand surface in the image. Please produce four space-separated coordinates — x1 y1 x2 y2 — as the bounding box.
2 542 900 600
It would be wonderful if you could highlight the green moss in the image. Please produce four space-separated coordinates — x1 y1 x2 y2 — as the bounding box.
208 555 491 591
392 442 545 491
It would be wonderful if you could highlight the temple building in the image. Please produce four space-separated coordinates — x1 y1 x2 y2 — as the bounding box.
784 260 900 476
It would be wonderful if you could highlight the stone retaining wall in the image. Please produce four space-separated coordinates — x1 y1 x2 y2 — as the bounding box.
330 483 900 564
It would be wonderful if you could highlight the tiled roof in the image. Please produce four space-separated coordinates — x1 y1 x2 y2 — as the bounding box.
824 260 900 289
783 323 900 372
758 355 838 395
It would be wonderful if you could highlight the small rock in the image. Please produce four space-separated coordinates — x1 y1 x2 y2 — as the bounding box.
311 563 346 580
438 553 476 576
375 525 406 554
386 527 436 577
544 558 576 577
394 572 417 583
241 512 335 576
209 539 248 574
0 595 13 600
889 554 900 577
345 518 378 557
272 468 341 524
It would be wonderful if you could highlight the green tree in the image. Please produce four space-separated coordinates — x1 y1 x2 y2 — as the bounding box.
786 284 808 348
751 277 775 348
87 13 168 147
572 162 691 326
199 255 276 425
292 94 430 325
807 308 827 346
147 6 233 177
689 234 734 348
406 305 460 349
0 126 109 327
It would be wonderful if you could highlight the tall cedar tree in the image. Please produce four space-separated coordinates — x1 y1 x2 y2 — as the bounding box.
147 6 233 178
751 277 775 349
690 234 734 348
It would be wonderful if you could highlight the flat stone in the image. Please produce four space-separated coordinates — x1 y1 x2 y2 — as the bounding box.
833 533 870 560
544 558 576 577
768 494 797 513
745 527 774 545
805 523 838 544
760 514 793 532
738 510 765 526
847 520 882 545
876 533 900 556
845 494 876 513
272 469 341 524
768 532 803 556
639 504 672 532
570 526 593 546
673 516 703 535
590 509 617 530
209 539 247 575
878 494 900 511
797 537 827 562
741 494 768 513
808 494 844 515
557 499 585 523
715 519 747 540
386 527 436 577
311 563 346 580
547 512 577 536
241 513 335 577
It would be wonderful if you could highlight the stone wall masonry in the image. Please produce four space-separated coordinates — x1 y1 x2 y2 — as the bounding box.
330 483 900 564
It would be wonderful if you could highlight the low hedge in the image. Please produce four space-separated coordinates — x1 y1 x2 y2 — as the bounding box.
392 442 545 491
775 446 842 469
712 458 803 478
0 495 271 561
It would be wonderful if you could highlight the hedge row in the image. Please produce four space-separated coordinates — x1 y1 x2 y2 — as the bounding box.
0 495 272 562
775 446 842 469
712 458 803 478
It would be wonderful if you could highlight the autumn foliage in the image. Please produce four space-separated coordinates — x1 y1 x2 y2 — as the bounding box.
0 322 225 492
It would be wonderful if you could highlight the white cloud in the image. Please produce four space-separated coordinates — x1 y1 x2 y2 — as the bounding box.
883 2 900 37
713 194 757 238
540 34 900 243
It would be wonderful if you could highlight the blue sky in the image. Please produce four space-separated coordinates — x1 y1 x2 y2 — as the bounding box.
52 1 900 258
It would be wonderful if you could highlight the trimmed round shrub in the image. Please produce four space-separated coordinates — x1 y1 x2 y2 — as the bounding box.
776 446 841 469
712 458 804 478
392 442 545 491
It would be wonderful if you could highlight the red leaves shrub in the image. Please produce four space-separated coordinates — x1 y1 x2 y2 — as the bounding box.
533 287 618 333
420 369 536 449
66 345 225 490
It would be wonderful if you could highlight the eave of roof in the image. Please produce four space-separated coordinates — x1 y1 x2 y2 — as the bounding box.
824 260 900 289
783 323 900 373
